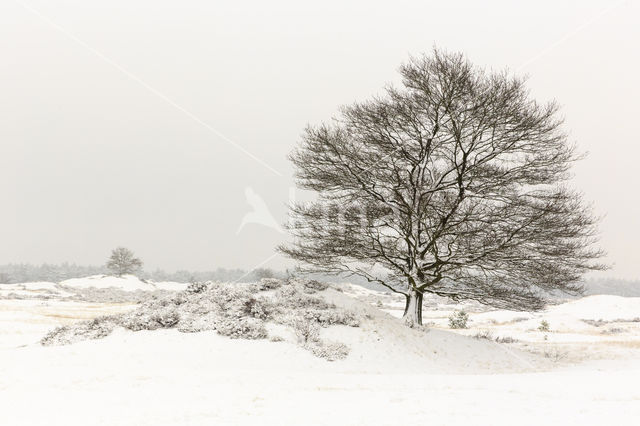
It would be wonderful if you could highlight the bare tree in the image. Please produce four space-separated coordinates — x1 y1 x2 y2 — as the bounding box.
252 267 277 280
107 247 143 277
279 49 605 326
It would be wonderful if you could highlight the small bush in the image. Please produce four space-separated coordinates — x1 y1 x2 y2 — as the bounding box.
544 349 567 362
177 312 218 333
302 280 329 293
119 305 180 331
290 316 320 344
152 309 180 327
269 335 285 342
185 281 209 294
581 318 608 327
495 336 519 344
215 317 267 340
276 285 332 310
41 316 117 346
473 330 493 340
306 340 349 361
449 310 469 329
259 278 283 290
301 308 360 327
601 327 624 335
242 296 275 320
538 320 550 332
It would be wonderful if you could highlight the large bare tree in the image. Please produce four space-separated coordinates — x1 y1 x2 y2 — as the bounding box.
280 49 605 326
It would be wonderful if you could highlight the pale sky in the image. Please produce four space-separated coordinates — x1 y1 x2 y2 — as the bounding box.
0 0 638 278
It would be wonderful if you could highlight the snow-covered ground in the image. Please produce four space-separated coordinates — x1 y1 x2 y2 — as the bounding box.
341 284 640 363
1 277 639 425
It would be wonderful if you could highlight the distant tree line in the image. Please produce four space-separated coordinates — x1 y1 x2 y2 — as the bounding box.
0 263 285 285
1 262 634 297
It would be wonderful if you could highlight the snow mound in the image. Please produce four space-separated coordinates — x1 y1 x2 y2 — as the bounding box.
41 278 543 373
60 275 156 291
546 295 640 321
151 281 190 291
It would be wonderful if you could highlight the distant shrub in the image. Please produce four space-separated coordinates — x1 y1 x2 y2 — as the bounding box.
185 281 209 294
538 320 550 332
449 310 469 329
601 327 624 335
259 278 283 290
543 349 567 362
495 336 519 343
473 330 493 340
302 280 329 293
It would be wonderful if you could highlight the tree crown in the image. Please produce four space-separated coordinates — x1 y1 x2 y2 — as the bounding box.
280 49 605 311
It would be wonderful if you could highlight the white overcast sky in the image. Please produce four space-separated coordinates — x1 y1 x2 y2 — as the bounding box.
0 0 638 278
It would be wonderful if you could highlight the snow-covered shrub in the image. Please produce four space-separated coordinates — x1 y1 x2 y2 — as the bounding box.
258 278 283 290
214 317 267 339
177 313 218 333
185 281 209 294
242 295 276 320
290 316 320 344
119 306 180 331
306 341 349 361
473 330 493 340
41 316 117 346
538 320 550 332
495 336 519 343
543 349 567 362
269 335 285 342
448 310 469 329
208 284 255 314
40 278 359 361
302 280 329 293
581 319 608 327
601 327 624 335
276 285 333 310
301 308 360 327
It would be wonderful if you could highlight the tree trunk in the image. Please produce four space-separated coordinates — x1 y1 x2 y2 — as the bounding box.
402 288 423 327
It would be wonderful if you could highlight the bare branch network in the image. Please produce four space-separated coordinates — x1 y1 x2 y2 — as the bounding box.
279 49 605 326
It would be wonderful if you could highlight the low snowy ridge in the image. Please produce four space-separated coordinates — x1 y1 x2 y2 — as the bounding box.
37 278 541 372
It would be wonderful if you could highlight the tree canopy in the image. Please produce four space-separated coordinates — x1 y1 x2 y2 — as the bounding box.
280 49 605 325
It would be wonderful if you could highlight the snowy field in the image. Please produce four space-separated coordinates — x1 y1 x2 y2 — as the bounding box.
1 276 639 425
